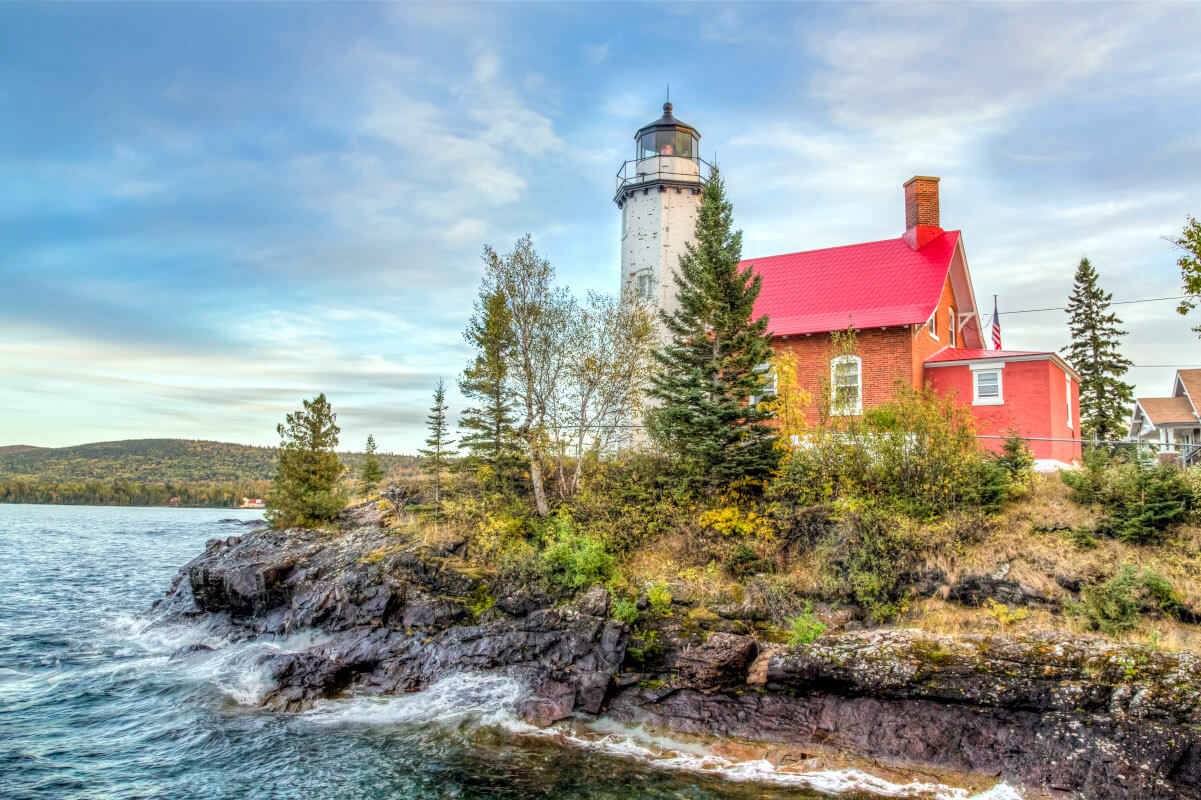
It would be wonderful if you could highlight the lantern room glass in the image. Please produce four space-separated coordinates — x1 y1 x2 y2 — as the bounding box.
638 130 697 160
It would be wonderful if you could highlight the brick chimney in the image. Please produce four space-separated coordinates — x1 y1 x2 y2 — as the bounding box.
903 175 942 250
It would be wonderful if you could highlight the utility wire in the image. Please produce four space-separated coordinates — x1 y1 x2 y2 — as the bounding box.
998 295 1189 315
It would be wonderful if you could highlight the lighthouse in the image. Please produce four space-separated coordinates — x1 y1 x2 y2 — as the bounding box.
614 103 708 319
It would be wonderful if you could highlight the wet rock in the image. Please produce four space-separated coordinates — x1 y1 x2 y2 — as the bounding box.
674 633 756 691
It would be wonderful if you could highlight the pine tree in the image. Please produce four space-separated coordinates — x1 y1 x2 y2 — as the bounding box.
266 393 346 529
418 379 454 514
1063 258 1134 443
458 288 524 492
359 434 384 498
645 166 778 491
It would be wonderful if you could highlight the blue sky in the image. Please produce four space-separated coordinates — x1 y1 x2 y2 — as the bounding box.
2 1 1200 453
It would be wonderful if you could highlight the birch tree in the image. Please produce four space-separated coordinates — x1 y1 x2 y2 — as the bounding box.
482 236 572 516
554 292 655 496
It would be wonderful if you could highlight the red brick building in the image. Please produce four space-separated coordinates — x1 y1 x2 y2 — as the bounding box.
744 176 1082 466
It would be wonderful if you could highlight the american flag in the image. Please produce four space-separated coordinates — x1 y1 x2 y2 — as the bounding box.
990 297 1002 349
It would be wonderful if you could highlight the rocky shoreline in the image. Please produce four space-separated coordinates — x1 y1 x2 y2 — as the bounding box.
152 513 1201 800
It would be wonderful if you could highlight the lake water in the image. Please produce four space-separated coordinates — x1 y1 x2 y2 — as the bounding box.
0 504 1019 800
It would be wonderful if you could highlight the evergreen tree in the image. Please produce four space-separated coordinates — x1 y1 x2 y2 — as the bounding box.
458 288 524 491
418 379 454 514
359 434 384 498
266 393 346 529
1174 215 1201 335
1063 258 1134 443
645 166 777 491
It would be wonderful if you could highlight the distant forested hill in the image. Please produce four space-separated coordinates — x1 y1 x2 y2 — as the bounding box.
0 438 420 482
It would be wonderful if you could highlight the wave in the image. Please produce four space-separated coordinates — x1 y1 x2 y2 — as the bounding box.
97 613 334 706
296 673 1023 800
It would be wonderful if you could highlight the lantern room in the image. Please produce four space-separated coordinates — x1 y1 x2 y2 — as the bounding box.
635 102 699 160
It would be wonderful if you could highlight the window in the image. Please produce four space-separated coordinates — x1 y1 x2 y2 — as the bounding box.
749 362 777 406
973 368 1003 405
927 312 937 339
948 308 956 347
1066 372 1072 429
634 269 654 301
831 355 862 415
638 132 656 159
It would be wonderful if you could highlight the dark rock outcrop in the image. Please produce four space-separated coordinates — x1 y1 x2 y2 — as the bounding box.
154 522 626 720
154 521 1201 800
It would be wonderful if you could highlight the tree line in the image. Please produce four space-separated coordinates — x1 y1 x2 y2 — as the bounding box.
0 479 270 507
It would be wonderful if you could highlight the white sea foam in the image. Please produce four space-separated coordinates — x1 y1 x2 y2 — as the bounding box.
98 613 336 706
296 673 1024 800
302 673 534 731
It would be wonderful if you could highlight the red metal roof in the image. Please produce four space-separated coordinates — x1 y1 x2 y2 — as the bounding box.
744 231 960 336
924 348 1049 363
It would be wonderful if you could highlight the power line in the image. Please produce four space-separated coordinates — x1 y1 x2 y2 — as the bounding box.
998 294 1189 315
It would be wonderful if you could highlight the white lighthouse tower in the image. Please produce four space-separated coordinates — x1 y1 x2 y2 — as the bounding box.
615 103 707 319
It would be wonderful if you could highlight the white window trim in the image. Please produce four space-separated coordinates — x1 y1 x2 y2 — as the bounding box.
927 312 938 340
947 308 956 347
749 362 777 406
972 366 1004 406
1065 372 1073 429
831 355 863 416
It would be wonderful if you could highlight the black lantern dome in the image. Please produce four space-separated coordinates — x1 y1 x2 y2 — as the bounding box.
635 102 700 160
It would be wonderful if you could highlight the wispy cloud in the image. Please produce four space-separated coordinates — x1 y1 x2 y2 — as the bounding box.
1 1 1198 450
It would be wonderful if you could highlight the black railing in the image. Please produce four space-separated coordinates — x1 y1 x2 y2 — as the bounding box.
614 155 713 198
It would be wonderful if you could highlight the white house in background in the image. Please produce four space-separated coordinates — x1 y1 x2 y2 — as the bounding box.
1128 369 1201 459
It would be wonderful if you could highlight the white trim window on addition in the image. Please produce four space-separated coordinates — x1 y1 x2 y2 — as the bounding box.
831 355 862 415
1066 372 1072 429
973 368 1003 406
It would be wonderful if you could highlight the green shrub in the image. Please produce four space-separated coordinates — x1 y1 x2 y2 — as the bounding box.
569 453 689 553
646 582 673 616
537 514 616 594
1075 565 1183 634
994 432 1035 484
817 509 919 622
1062 451 1192 544
626 629 662 667
610 598 639 625
774 386 1010 518
727 541 769 578
1141 569 1183 617
785 606 828 645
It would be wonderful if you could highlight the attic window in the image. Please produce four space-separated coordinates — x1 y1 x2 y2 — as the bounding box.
927 312 938 339
948 308 956 347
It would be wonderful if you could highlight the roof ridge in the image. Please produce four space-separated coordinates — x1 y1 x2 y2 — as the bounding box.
742 230 961 263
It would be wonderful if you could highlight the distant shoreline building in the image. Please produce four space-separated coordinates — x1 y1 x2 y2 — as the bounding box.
616 104 1081 467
